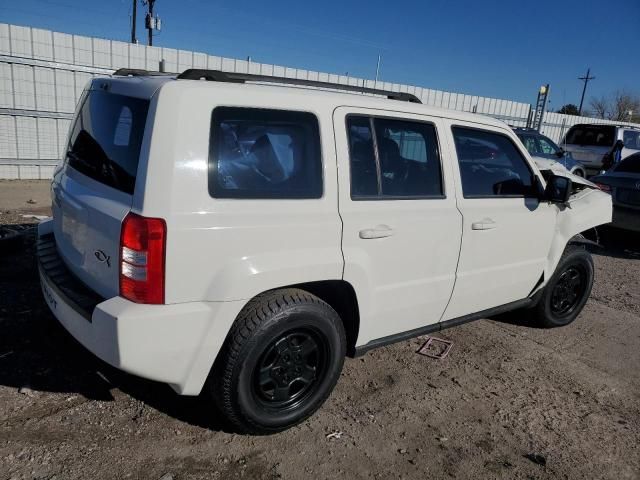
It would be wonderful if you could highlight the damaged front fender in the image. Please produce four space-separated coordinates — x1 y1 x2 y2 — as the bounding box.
541 186 612 291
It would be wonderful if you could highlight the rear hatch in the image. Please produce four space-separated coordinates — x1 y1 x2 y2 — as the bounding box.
562 125 615 168
51 82 151 299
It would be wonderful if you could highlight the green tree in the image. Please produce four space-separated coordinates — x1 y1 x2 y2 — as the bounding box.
557 104 579 115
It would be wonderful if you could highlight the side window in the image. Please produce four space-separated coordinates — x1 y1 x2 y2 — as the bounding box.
347 116 378 197
520 135 539 154
538 136 558 155
346 115 443 199
623 130 640 149
209 107 322 199
452 127 536 198
374 118 442 197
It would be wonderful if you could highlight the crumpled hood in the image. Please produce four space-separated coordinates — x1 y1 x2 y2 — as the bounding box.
557 170 598 189
532 155 565 173
532 155 598 189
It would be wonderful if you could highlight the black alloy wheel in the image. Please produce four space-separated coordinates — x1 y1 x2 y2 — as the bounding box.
253 328 328 410
209 288 346 434
549 265 587 317
534 245 594 328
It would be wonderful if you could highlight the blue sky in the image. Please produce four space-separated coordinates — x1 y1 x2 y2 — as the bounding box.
2 0 638 109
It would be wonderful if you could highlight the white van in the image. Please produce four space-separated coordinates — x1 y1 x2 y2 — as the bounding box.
562 123 640 174
38 69 612 434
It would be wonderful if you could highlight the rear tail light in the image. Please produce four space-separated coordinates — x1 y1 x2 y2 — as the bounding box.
119 212 166 304
595 183 611 193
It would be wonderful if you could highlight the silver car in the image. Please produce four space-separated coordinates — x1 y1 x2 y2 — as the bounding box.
513 128 586 177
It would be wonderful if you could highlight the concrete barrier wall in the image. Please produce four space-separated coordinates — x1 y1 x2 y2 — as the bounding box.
0 23 637 179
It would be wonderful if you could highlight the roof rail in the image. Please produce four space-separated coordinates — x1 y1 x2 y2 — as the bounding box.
112 68 173 77
176 69 422 103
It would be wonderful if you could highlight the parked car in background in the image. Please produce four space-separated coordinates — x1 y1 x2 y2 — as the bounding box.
513 127 586 177
591 153 640 232
560 124 640 175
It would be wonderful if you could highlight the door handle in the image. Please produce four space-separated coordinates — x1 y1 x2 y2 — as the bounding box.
471 219 497 230
359 225 394 239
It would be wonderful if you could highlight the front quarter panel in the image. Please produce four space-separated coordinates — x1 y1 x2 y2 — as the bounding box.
544 189 612 282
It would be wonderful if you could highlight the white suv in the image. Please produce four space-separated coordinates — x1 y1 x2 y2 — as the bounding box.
38 69 612 434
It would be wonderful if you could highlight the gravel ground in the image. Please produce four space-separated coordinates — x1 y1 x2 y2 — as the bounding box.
0 181 639 480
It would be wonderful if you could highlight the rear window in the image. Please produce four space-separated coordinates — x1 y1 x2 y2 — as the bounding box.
209 107 322 199
613 153 640 173
66 90 149 194
565 125 615 147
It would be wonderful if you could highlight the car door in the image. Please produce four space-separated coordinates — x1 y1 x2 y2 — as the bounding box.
334 107 462 345
442 121 557 320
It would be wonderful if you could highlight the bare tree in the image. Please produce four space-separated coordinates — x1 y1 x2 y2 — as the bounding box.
610 90 640 122
589 90 640 121
589 96 608 119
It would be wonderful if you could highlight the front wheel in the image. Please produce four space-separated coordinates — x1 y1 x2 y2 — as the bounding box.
208 288 346 434
533 245 594 327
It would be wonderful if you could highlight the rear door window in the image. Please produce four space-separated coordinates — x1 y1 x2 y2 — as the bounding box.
67 90 149 194
346 115 443 199
565 125 615 147
209 107 322 199
452 127 536 198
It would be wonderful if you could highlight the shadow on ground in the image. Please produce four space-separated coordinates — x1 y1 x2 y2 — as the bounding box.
584 226 640 260
0 225 230 432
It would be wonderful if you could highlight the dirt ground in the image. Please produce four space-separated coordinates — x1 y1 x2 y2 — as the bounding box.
1 180 639 480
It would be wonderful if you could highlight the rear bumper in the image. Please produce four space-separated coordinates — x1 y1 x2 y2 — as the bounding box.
37 220 245 395
611 206 640 232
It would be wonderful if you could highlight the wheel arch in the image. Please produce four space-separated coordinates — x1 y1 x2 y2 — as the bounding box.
285 280 361 357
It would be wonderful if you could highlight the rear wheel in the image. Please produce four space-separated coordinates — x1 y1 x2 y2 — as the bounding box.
208 288 346 434
533 245 594 327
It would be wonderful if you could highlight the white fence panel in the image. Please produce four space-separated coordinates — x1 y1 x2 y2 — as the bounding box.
0 115 17 159
0 22 637 178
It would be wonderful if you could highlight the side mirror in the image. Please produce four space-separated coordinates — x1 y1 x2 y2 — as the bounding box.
555 148 565 158
544 174 572 203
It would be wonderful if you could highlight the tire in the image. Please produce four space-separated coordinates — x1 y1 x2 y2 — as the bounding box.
533 245 594 327
208 288 346 434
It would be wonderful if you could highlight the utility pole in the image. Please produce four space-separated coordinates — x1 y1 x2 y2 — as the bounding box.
374 55 381 88
144 0 157 46
130 0 137 44
578 68 595 115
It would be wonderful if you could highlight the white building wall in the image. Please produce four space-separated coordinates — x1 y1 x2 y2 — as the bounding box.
0 22 638 179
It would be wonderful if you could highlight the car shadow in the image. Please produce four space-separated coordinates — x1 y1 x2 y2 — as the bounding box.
587 227 640 260
0 226 231 433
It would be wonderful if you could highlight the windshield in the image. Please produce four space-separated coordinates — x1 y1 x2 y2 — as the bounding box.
565 125 615 147
66 90 150 194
